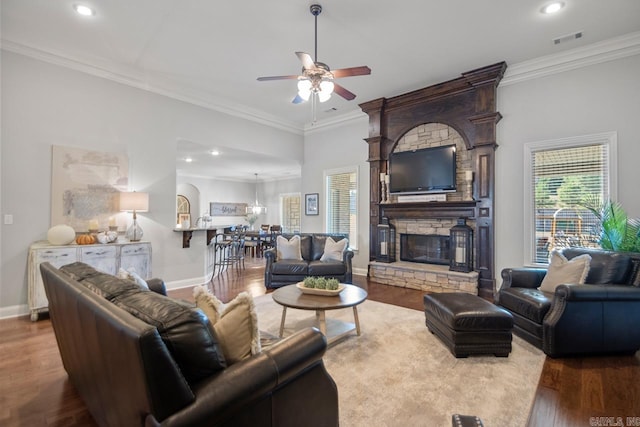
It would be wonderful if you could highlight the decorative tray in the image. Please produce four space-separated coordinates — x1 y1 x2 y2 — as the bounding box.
296 282 345 296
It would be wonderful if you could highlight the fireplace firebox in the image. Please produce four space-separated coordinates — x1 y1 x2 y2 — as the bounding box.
400 234 450 265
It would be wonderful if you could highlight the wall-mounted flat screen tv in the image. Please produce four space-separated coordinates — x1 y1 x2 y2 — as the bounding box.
389 144 457 194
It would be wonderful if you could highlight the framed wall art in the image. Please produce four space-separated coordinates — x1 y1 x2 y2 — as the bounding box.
305 193 319 216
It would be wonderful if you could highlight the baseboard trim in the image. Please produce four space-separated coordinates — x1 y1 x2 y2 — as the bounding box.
0 304 29 320
165 276 211 290
353 268 368 277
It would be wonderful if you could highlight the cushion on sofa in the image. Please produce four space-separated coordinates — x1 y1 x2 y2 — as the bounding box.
272 259 309 275
114 290 227 385
61 262 146 300
276 235 303 261
564 248 631 284
299 235 312 261
193 286 260 365
498 287 553 323
308 260 347 277
539 250 591 293
320 236 348 262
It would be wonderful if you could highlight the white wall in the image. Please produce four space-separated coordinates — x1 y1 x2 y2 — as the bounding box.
302 118 370 273
0 51 303 314
496 54 640 285
262 177 302 228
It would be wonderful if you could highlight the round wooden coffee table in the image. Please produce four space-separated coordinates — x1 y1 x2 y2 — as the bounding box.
272 284 368 346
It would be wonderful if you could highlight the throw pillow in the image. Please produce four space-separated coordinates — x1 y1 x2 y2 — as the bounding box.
193 286 261 365
276 235 303 261
539 250 591 293
117 267 149 290
320 236 348 262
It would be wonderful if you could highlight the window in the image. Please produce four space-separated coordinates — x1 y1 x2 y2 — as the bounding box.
524 132 617 265
325 166 358 249
280 193 301 233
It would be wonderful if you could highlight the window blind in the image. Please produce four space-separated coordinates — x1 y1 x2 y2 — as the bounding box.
530 143 609 263
326 171 357 243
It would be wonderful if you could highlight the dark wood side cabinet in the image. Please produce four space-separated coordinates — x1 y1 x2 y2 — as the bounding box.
359 62 506 299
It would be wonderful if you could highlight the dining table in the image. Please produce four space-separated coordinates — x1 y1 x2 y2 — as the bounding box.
244 230 273 257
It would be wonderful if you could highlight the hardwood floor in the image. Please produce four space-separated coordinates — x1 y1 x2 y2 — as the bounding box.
1 257 638 426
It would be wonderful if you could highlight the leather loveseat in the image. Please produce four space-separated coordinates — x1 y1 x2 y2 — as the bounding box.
264 233 354 289
40 261 339 427
496 248 640 357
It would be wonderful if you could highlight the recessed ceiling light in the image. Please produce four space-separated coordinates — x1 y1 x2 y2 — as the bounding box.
74 4 95 16
210 150 220 156
541 2 565 14
185 158 193 163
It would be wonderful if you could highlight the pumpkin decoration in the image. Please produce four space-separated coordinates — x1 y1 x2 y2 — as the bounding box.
76 234 96 245
96 231 118 244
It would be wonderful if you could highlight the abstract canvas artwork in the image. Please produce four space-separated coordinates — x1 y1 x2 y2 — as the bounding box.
51 145 129 231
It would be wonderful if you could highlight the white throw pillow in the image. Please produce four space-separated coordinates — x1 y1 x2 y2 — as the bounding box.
116 268 149 290
276 235 303 261
320 237 348 262
538 250 591 293
193 286 260 365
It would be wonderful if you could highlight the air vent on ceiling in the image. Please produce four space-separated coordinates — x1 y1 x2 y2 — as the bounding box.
553 31 583 45
324 107 338 113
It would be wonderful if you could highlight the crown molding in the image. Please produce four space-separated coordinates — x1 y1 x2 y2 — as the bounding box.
3 32 639 134
0 39 304 135
303 109 368 135
501 31 640 86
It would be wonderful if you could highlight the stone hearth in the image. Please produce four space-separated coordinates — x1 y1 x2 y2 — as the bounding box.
369 261 478 294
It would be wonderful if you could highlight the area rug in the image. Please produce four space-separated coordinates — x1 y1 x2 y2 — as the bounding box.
253 294 545 427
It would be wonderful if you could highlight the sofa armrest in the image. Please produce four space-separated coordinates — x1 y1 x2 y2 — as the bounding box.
554 284 640 302
500 268 547 290
146 278 167 296
343 250 354 283
264 248 276 288
149 328 331 427
543 284 640 356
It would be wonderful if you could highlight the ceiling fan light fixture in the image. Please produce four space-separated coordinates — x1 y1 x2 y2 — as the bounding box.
318 90 331 103
320 79 334 95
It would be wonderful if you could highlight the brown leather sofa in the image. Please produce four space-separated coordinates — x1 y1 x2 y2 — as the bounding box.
40 262 339 427
264 233 354 289
496 248 640 357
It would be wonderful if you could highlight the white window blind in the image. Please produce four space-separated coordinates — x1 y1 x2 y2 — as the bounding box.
524 132 617 264
325 168 358 249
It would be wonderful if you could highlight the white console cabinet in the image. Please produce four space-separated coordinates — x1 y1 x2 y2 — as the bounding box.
28 241 152 321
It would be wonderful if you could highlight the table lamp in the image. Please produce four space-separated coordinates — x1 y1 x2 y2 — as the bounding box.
120 191 149 242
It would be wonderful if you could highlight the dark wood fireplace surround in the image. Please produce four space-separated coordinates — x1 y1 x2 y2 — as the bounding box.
359 62 506 299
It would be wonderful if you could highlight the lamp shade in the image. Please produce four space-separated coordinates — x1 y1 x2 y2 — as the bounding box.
120 192 149 212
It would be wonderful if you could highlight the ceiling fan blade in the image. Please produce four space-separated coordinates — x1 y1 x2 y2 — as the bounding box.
332 66 372 78
333 83 356 101
257 75 300 81
292 95 306 104
295 52 316 70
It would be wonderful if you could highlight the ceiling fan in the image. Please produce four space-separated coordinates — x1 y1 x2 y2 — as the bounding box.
257 4 371 105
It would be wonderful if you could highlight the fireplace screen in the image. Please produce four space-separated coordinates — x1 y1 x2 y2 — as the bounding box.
400 234 450 265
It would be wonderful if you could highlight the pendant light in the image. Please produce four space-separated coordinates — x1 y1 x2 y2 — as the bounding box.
247 173 267 215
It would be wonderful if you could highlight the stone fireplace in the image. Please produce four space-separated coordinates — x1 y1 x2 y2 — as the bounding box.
360 62 505 298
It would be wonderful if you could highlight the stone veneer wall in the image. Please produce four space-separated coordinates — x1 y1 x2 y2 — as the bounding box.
369 262 478 294
370 123 478 294
390 122 473 203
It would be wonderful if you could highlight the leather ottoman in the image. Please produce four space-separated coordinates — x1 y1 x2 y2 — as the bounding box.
424 293 514 358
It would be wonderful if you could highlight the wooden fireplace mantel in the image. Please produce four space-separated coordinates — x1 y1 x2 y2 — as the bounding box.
379 201 477 220
359 62 506 299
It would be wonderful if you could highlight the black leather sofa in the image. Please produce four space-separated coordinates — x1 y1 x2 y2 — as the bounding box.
264 233 354 289
40 262 339 426
496 248 640 357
